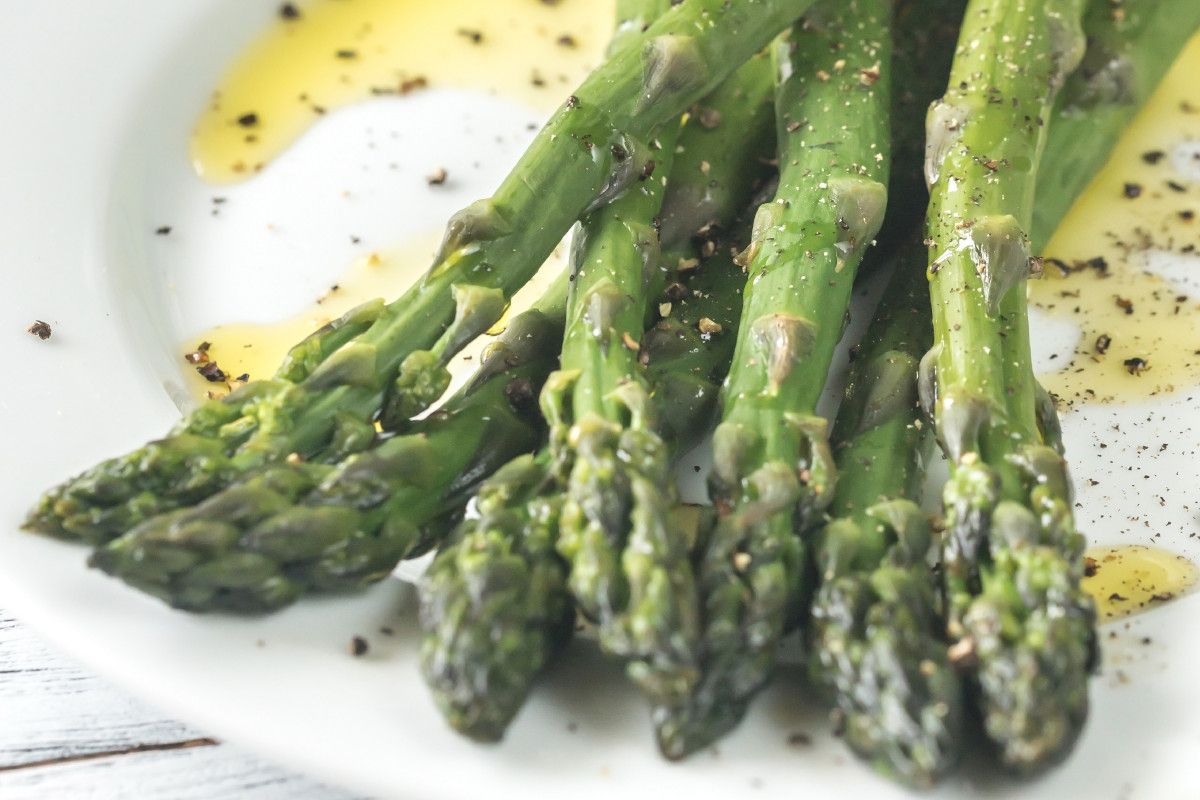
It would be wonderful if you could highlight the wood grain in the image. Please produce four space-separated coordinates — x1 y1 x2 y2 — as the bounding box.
0 612 355 798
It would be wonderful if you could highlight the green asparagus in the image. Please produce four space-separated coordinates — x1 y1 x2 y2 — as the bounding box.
656 0 893 759
419 58 776 740
420 231 756 741
809 249 963 787
26 0 817 546
805 0 965 785
88 283 566 612
921 0 1094 772
811 0 1200 783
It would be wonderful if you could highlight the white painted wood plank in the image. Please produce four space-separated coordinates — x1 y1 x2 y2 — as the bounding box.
0 743 360 800
0 612 199 767
0 611 354 798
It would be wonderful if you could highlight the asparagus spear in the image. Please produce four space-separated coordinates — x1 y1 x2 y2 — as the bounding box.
26 0 817 546
921 0 1096 772
805 0 965 786
811 0 1200 782
86 282 566 612
88 27 780 617
420 65 776 741
656 0 893 759
808 248 964 787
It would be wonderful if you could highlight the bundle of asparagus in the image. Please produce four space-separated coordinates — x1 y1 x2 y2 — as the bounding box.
25 0 1200 788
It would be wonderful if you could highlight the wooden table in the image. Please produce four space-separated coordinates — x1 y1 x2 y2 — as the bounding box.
0 611 357 799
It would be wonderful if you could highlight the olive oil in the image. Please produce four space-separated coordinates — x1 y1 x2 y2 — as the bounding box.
1082 544 1198 623
191 0 612 182
1031 34 1200 408
182 232 441 397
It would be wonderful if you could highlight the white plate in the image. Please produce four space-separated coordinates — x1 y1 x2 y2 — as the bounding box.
2 2 1199 798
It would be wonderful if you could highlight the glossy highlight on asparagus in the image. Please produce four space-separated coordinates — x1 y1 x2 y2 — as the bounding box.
656 0 893 759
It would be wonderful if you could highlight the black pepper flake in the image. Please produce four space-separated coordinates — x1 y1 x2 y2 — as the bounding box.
1122 182 1142 199
1167 180 1186 193
155 226 172 236
1114 296 1134 314
663 282 690 302
1180 210 1195 221
236 112 260 128
1141 150 1165 165
279 3 301 20
456 28 484 44
504 377 537 416
611 143 628 162
399 76 429 94
350 636 369 657
335 49 359 60
183 341 211 365
556 34 577 48
26 320 52 340
197 361 227 382
1083 556 1098 577
788 732 812 747
1094 334 1112 355
1123 356 1149 375
565 94 580 109
1108 592 1127 602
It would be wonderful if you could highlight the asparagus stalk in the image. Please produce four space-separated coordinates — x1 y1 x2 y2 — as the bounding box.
420 242 750 741
810 0 1200 783
808 248 964 787
921 0 1096 772
805 0 965 786
656 0 893 759
420 65 776 741
88 283 566 612
26 0 817 546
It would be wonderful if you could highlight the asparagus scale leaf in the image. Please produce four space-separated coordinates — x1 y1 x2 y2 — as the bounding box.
657 0 893 760
27 0 818 546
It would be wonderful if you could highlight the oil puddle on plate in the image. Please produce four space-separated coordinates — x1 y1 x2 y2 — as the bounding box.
1083 544 1199 623
192 0 612 182
175 0 609 399
1030 34 1200 409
